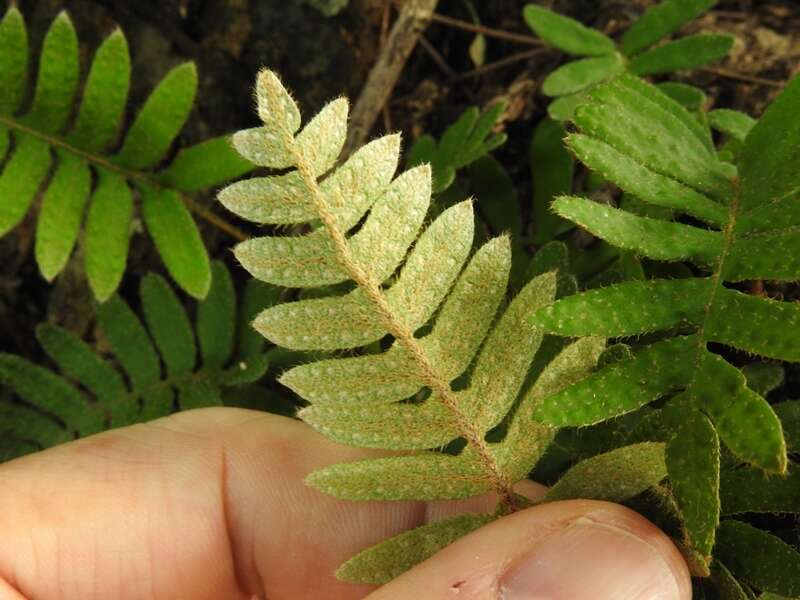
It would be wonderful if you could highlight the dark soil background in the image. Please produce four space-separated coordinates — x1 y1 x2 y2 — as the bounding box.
1 0 799 390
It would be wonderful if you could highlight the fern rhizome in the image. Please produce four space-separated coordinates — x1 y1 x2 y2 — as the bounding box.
219 66 800 590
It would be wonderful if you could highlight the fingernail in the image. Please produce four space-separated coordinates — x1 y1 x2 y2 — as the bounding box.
499 514 683 600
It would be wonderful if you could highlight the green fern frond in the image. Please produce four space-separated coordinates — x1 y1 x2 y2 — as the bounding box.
0 8 254 300
405 103 507 192
219 69 631 582
0 261 270 461
529 73 800 565
523 0 732 120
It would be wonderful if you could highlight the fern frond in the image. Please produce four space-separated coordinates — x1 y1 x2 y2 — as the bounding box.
523 0 732 120
529 73 800 563
219 70 620 581
0 8 254 300
0 262 270 460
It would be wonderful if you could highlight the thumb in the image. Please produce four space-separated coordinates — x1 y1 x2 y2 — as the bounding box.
367 499 692 600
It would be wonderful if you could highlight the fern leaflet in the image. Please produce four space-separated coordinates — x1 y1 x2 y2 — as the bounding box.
0 8 253 300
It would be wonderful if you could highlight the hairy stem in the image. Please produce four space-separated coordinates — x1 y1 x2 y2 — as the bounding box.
266 86 517 511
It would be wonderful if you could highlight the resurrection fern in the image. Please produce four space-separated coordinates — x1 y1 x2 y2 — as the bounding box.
523 0 733 120
0 261 271 461
0 8 253 300
218 70 676 585
528 73 800 580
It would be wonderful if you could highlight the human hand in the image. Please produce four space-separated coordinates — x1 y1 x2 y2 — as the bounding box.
0 408 691 599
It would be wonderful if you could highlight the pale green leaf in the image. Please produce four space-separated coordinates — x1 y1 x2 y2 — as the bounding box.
307 452 490 501
337 513 494 584
254 68 301 134
523 5 615 56
219 134 399 225
496 337 606 480
656 82 708 112
235 165 429 288
254 201 473 350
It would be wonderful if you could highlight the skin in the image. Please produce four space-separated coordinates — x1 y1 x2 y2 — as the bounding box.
0 408 691 599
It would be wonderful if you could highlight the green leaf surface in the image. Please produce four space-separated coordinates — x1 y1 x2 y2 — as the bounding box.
530 278 712 337
530 118 575 242
158 136 254 192
0 135 51 236
496 337 605 480
22 12 78 133
534 336 695 427
620 0 716 55
114 62 197 170
774 402 800 452
544 442 667 503
523 4 615 56
0 7 28 115
0 355 102 436
84 169 133 302
666 409 720 558
711 560 754 600
337 513 494 584
67 29 130 151
566 133 726 225
715 521 800 597
255 201 473 350
656 82 708 112
142 186 211 299
552 196 723 266
140 273 196 376
742 363 784 398
629 34 733 76
720 466 800 515
738 73 800 213
34 152 91 280
709 109 756 142
36 324 133 426
542 54 624 97
307 453 490 501
197 261 236 368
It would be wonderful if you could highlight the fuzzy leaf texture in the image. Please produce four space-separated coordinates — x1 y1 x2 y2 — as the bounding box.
219 69 615 584
523 0 730 120
0 8 254 300
529 73 800 564
0 262 270 461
